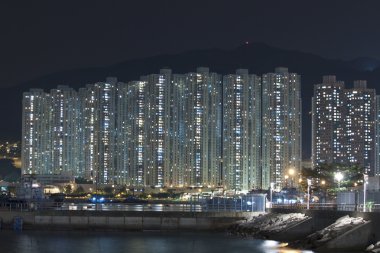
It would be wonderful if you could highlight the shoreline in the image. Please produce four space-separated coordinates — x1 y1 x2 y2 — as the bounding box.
0 209 252 232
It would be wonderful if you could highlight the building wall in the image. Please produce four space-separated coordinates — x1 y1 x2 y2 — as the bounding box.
116 81 148 186
222 70 261 191
50 86 79 175
261 68 302 190
91 79 117 184
312 76 346 167
22 67 304 191
141 69 172 187
345 81 376 175
22 89 51 175
376 95 380 176
312 78 377 175
183 68 222 187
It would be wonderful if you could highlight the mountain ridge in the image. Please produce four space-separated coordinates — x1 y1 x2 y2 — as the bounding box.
1 42 379 159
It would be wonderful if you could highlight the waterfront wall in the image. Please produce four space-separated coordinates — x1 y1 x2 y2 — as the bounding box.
270 208 380 242
321 221 373 250
0 211 254 231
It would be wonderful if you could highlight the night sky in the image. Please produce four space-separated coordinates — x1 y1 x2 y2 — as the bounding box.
1 0 380 159
2 0 380 88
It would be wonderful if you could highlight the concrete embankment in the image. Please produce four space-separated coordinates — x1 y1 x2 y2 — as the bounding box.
0 210 253 231
319 221 372 251
270 208 380 251
228 212 310 240
271 208 380 241
269 217 314 242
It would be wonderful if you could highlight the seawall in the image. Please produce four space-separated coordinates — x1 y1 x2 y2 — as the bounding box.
0 210 254 231
270 208 380 250
270 208 380 241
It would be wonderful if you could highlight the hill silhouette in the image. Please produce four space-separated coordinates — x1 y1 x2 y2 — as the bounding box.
0 159 21 182
1 42 379 159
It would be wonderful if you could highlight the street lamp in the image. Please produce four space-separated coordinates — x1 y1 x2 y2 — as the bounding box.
270 182 275 205
288 168 295 187
284 175 289 188
321 180 326 203
334 172 344 190
307 179 312 210
363 174 368 212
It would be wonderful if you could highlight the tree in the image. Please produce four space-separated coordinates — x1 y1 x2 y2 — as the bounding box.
117 186 126 194
75 177 93 184
103 186 114 195
301 163 365 198
64 184 73 194
73 185 85 194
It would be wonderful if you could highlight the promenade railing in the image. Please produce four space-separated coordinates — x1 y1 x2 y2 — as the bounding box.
271 202 380 212
3 198 379 213
0 195 266 213
0 201 203 212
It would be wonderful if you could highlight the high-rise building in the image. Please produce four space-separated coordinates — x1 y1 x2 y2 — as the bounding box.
312 76 346 167
168 74 186 187
22 87 80 176
22 67 304 191
262 67 302 189
22 89 51 175
222 69 261 191
141 69 172 187
91 78 117 184
183 68 222 187
312 77 377 175
114 68 222 188
376 95 380 176
50 86 80 175
345 81 376 175
115 80 148 186
73 77 117 184
78 86 96 180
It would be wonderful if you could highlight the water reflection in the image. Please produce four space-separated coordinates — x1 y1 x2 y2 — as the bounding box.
0 231 317 253
259 240 310 253
62 203 202 212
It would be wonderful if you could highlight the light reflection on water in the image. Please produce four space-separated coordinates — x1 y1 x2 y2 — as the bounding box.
62 203 203 212
0 230 315 253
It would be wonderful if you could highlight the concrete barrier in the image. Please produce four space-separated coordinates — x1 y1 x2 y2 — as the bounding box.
142 217 161 230
161 217 178 230
269 208 380 250
89 216 107 226
70 216 88 225
108 217 125 227
125 217 143 230
0 211 248 231
179 217 197 229
35 215 52 224
319 221 373 251
270 217 314 242
52 216 70 225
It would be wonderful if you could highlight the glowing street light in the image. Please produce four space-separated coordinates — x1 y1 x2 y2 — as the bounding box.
307 179 312 210
284 175 289 188
320 180 326 203
270 182 275 205
334 171 344 190
363 174 368 212
288 168 295 187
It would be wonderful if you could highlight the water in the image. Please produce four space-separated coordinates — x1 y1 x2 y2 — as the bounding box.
0 230 314 253
61 203 203 212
